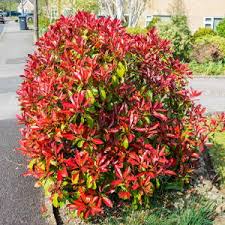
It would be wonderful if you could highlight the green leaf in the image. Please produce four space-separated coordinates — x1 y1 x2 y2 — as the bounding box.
146 90 153 100
144 116 151 124
85 114 94 128
112 75 118 85
68 90 73 97
28 158 37 170
99 86 106 101
50 160 58 166
91 87 99 96
86 174 93 189
116 62 126 78
156 178 160 189
122 137 129 149
60 123 66 131
43 178 54 197
77 140 85 148
52 193 59 208
86 89 95 104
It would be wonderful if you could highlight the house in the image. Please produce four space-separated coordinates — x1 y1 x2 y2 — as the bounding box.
17 0 34 14
139 0 225 32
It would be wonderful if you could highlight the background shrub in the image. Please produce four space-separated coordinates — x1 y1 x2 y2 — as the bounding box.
146 17 160 30
156 16 192 61
38 16 51 36
193 27 216 40
216 18 225 38
17 12 223 219
192 35 225 63
126 26 147 35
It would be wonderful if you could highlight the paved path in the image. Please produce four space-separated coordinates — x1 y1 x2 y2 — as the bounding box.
0 21 48 225
190 77 225 113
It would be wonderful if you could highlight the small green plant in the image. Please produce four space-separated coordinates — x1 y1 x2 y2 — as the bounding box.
193 27 216 40
216 18 225 38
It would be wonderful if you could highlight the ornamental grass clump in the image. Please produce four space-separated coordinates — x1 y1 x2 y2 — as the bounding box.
17 12 225 219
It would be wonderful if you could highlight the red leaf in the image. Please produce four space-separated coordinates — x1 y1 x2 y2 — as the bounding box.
62 133 75 140
57 167 68 181
111 179 122 187
102 196 113 208
118 191 131 200
92 138 104 145
191 153 200 158
152 112 167 121
164 170 176 176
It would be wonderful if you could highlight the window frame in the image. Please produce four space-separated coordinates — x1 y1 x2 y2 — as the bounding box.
204 17 223 30
145 15 171 27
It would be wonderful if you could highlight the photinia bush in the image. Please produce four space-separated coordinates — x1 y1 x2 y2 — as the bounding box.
17 12 225 219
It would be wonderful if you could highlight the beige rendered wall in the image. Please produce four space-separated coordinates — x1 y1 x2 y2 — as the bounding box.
139 0 225 32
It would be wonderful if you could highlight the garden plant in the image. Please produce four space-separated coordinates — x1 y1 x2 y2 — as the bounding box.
17 12 225 219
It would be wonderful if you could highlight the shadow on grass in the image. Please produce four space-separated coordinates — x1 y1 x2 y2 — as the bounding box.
89 194 215 225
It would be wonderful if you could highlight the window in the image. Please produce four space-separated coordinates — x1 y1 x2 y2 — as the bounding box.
145 15 171 27
204 17 223 30
63 8 74 16
50 7 58 20
145 16 152 27
155 15 171 22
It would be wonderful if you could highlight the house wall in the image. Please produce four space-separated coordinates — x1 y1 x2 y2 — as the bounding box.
18 0 34 13
139 0 225 32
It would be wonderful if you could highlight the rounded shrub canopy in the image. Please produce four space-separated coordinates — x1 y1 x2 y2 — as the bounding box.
17 12 215 218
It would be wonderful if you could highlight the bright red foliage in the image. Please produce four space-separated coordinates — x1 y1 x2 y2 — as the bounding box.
17 12 225 218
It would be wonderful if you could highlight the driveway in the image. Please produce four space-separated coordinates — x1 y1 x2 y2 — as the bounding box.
190 77 225 113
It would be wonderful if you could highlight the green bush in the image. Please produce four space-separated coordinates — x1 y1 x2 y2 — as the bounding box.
216 18 225 38
194 35 225 54
156 16 192 61
146 17 160 30
192 35 225 63
193 27 216 40
126 26 147 34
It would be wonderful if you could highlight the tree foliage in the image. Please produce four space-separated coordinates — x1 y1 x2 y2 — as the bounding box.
99 0 150 27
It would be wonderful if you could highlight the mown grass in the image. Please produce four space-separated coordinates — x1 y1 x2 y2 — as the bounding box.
209 131 225 188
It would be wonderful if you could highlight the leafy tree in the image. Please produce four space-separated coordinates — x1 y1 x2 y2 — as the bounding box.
68 0 99 14
0 0 20 11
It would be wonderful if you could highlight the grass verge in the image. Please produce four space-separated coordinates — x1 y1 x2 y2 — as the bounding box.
209 131 225 188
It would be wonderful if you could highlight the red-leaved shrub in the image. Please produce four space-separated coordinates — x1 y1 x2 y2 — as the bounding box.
17 12 225 219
